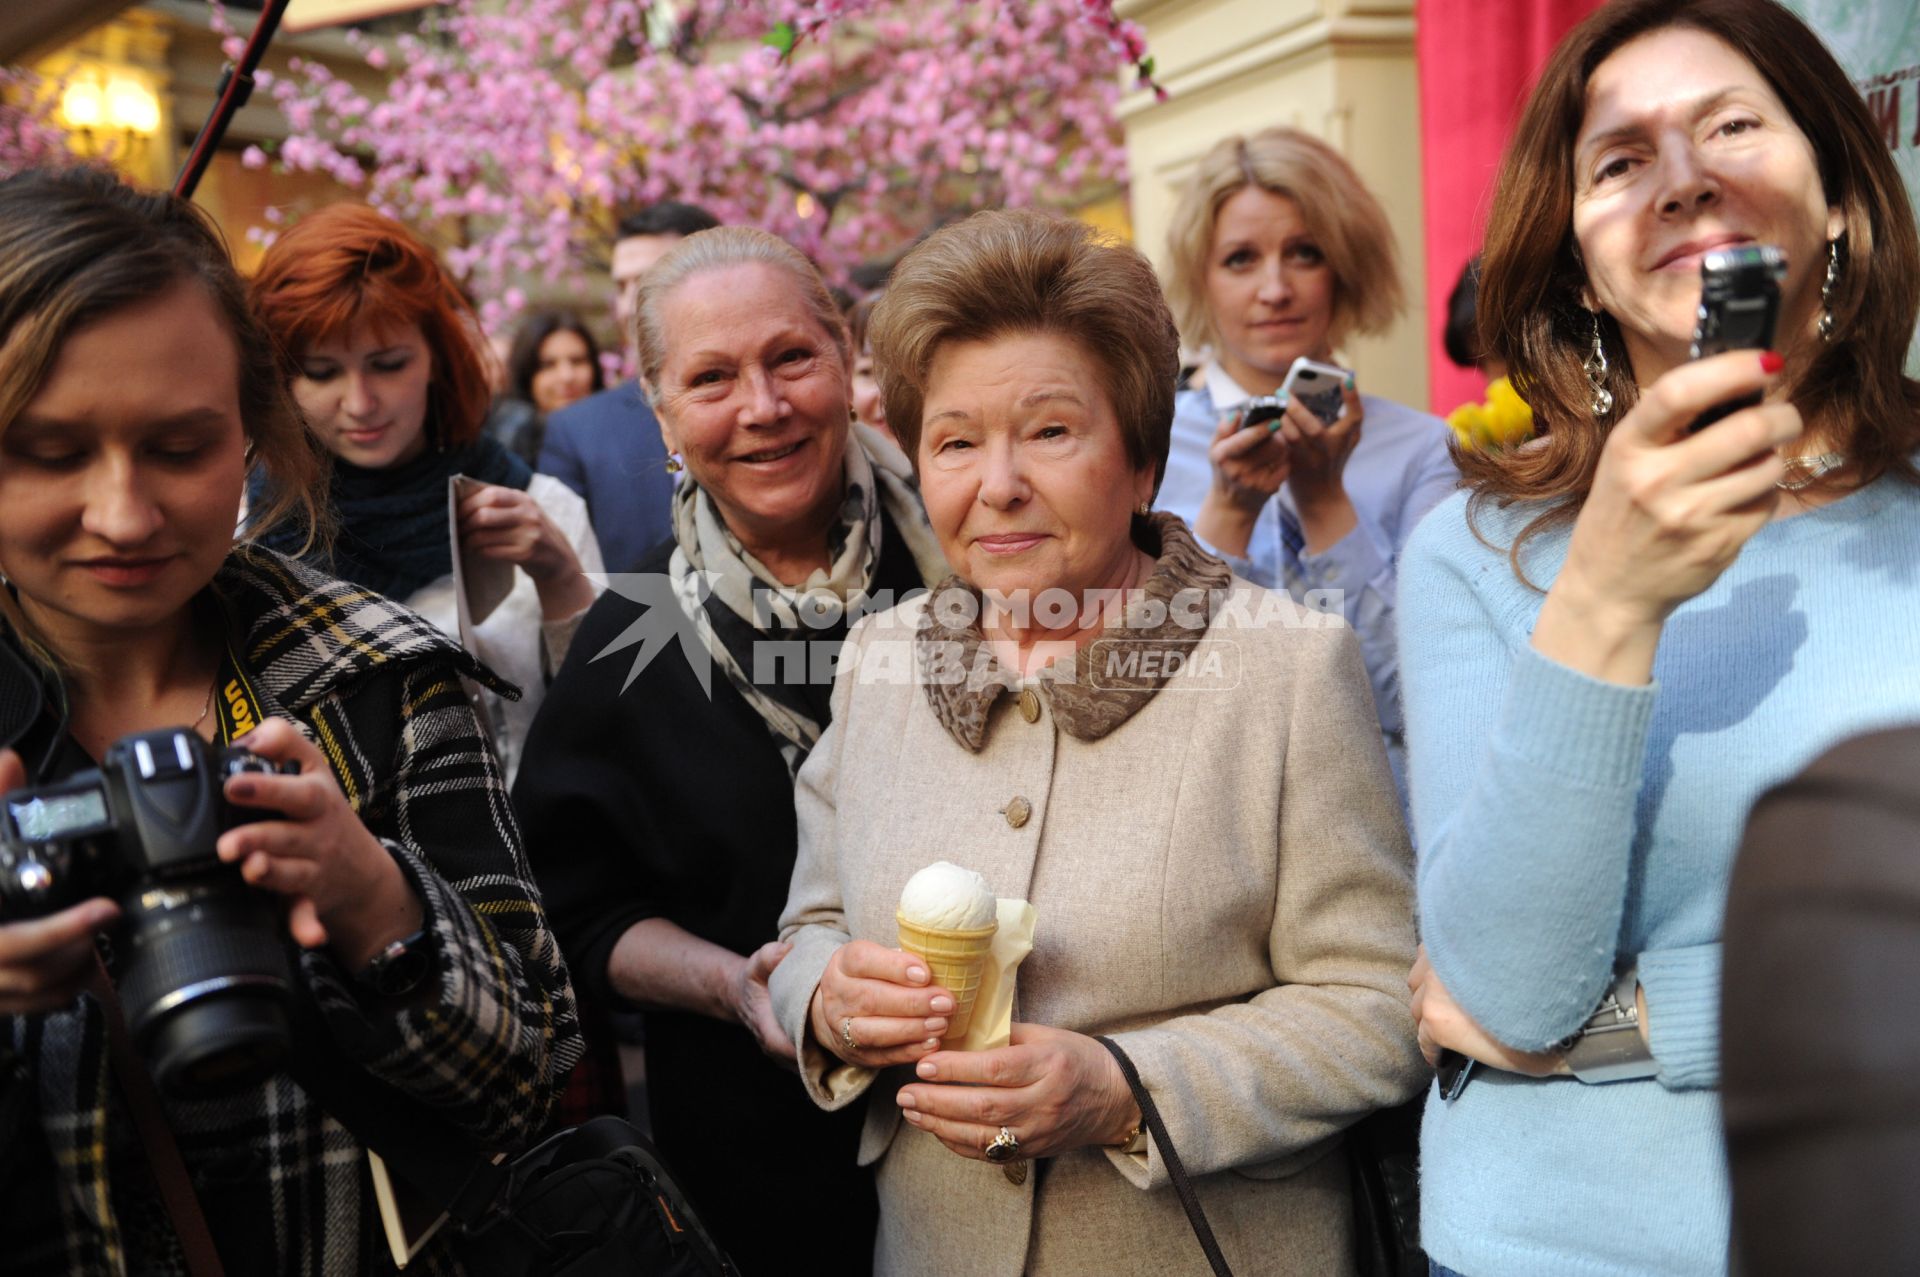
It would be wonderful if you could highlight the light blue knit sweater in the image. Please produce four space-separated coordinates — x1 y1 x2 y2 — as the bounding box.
1399 472 1920 1276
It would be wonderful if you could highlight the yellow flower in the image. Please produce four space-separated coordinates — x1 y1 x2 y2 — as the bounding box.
1447 402 1492 449
1447 376 1534 450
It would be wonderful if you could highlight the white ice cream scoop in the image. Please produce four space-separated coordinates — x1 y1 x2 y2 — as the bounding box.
898 861 997 931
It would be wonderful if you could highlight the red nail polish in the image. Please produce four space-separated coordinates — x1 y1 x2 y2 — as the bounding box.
1760 350 1785 373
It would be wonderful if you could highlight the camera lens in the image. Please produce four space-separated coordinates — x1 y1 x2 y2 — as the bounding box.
116 879 293 1099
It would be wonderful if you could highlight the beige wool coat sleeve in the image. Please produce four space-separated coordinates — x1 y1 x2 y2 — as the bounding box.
768 584 1426 1276
1096 609 1425 1189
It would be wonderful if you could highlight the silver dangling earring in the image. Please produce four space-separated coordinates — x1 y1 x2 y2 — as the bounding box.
1585 311 1614 419
1818 238 1840 342
665 452 684 474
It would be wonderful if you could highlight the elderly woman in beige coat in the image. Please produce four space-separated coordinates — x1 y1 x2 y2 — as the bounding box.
768 210 1426 1276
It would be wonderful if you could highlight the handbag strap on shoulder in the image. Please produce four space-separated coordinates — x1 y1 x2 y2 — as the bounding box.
1095 1035 1235 1277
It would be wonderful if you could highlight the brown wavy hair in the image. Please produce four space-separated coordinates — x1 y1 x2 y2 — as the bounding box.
1469 0 1920 576
0 167 328 664
251 203 491 449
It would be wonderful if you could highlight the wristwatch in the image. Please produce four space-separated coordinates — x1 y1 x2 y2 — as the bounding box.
1562 966 1656 1084
357 928 432 999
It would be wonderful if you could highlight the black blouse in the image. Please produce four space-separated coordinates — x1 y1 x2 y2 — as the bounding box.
515 515 923 1274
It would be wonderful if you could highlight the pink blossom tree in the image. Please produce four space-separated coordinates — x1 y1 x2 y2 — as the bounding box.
237 0 1153 329
0 68 78 177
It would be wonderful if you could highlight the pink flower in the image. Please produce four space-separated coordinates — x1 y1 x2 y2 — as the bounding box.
238 0 1146 325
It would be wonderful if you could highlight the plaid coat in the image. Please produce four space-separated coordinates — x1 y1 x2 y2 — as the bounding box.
0 548 583 1276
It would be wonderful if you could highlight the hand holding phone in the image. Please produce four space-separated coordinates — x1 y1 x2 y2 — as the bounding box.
1687 244 1784 431
1280 356 1352 426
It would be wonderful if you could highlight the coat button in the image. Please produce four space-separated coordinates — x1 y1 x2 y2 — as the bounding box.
1017 689 1041 723
1004 797 1032 828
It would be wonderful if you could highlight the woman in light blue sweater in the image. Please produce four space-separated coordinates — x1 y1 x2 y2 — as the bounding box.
1399 1 1920 1274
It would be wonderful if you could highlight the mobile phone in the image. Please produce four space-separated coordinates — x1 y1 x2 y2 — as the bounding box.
1279 357 1351 426
1687 244 1785 432
1241 394 1288 431
1436 1049 1474 1102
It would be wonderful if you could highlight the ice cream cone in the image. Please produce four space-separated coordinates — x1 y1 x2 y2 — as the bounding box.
896 910 997 1042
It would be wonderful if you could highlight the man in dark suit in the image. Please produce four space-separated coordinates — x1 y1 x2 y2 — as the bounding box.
538 202 719 572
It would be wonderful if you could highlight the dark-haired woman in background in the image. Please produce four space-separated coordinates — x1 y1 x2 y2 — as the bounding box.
490 309 605 466
1400 1 1920 1272
251 205 603 784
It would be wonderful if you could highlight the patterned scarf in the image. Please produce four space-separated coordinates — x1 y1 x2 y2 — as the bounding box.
914 513 1234 751
252 436 530 602
668 423 949 774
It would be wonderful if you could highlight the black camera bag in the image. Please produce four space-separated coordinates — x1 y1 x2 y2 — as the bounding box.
283 1006 737 1277
449 1115 738 1277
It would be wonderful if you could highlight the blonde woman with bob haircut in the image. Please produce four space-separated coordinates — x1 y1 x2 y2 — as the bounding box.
1398 0 1920 1272
769 209 1425 1276
1157 127 1457 798
0 167 578 1274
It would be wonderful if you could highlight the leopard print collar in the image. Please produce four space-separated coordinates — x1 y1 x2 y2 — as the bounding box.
914 513 1233 752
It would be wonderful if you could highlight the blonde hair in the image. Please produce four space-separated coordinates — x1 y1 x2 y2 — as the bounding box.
1164 127 1403 355
633 226 850 399
870 209 1181 488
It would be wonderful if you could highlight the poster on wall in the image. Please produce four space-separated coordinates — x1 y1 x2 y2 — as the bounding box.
1781 0 1920 367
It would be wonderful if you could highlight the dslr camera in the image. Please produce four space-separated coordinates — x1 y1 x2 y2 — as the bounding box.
0 728 297 1098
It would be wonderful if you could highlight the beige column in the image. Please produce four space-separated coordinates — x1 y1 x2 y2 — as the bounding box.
1117 0 1427 408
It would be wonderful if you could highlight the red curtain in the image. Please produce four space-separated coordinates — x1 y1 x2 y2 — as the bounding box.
1416 0 1604 415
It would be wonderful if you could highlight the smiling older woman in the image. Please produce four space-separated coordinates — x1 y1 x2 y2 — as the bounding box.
768 210 1426 1276
514 227 949 1273
1397 1 1920 1274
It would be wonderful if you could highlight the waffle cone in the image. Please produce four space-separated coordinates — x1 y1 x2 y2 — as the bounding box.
896 911 997 1042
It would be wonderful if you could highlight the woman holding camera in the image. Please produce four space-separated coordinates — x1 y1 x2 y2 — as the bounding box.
1155 127 1457 797
1400 1 1920 1272
0 169 579 1274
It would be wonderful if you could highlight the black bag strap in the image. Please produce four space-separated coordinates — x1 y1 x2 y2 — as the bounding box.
87 955 227 1277
1096 1036 1234 1277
